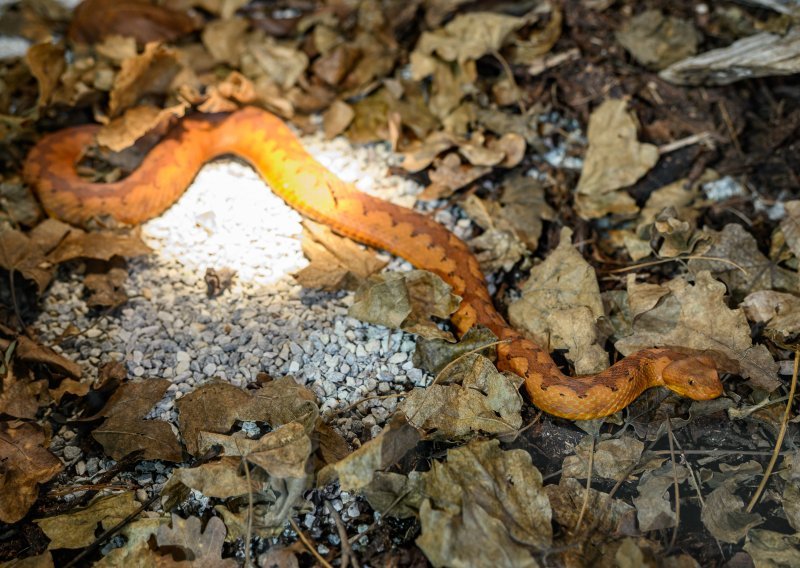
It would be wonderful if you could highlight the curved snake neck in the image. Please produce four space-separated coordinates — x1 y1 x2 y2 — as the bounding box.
24 107 723 420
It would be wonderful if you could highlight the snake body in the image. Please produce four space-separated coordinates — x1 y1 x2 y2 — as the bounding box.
24 107 723 419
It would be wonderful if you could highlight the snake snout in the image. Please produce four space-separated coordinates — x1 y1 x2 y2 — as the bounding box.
662 354 723 400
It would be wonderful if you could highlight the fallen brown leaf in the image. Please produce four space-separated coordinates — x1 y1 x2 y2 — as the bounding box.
96 103 187 152
47 229 150 263
35 492 139 549
0 421 62 523
108 43 183 117
293 220 387 291
92 379 183 461
156 514 237 567
68 0 197 45
616 271 781 392
24 41 65 108
575 99 658 219
349 270 461 342
0 228 54 294
741 290 800 337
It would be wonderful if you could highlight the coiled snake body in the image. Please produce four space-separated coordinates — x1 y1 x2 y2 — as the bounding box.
24 107 723 419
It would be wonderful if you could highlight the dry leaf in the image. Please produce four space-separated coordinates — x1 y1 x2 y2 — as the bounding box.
177 378 318 456
84 263 129 309
94 517 167 567
508 227 609 374
415 12 527 63
0 421 62 523
744 530 800 567
92 379 183 461
318 413 420 492
633 463 689 531
11 334 82 378
401 131 459 173
413 326 498 375
424 152 491 199
546 477 636 537
0 181 43 227
68 0 197 45
0 228 53 293
689 223 798 299
108 43 183 117
24 42 65 108
401 353 523 439
47 229 150 263
701 480 763 543
616 10 700 70
96 103 186 152
780 200 800 260
562 435 645 481
35 492 139 549
741 290 800 337
349 270 461 342
416 439 552 564
156 514 237 567
201 17 248 66
362 471 424 519
163 457 260 499
575 99 658 219
293 220 387 291
243 34 308 90
323 100 355 139
616 271 781 392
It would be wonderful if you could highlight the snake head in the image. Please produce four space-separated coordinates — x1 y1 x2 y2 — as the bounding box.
662 354 723 400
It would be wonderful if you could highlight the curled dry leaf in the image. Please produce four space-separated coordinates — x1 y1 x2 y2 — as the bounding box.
24 41 65 108
92 379 183 462
575 99 658 219
108 43 183 117
243 34 309 90
323 99 355 140
741 290 800 337
0 421 63 524
293 220 387 291
96 103 187 153
416 439 552 565
35 492 139 549
156 514 238 567
423 152 491 200
616 271 781 392
401 353 523 439
12 334 82 378
93 517 167 567
318 413 420 492
508 227 609 374
0 181 43 226
349 270 461 342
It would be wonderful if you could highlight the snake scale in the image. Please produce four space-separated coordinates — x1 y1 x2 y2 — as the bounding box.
23 107 723 419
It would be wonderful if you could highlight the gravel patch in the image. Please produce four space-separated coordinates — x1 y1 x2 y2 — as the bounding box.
35 131 472 439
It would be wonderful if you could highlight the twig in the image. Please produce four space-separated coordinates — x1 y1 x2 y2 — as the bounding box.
658 132 714 155
326 500 360 568
666 419 681 552
492 50 526 115
242 458 254 568
606 255 748 275
746 349 799 513
573 435 595 535
289 517 334 568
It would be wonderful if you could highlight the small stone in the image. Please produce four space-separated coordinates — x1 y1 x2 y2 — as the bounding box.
63 445 82 460
75 460 87 476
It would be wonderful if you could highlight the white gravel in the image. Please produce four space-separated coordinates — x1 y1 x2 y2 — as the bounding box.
34 131 474 442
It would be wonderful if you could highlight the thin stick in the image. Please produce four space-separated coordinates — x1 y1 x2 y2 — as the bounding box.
573 435 595 534
289 517 334 568
746 349 799 512
658 132 714 155
326 501 360 568
242 458 254 568
606 255 748 275
666 419 681 552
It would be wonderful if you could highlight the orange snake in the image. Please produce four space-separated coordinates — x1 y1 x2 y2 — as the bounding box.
23 107 723 420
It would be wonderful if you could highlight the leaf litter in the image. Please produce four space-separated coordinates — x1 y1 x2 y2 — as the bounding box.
0 0 798 565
